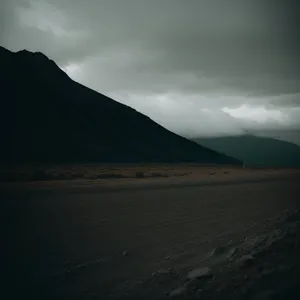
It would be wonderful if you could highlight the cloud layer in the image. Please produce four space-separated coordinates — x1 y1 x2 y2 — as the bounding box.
2 0 300 137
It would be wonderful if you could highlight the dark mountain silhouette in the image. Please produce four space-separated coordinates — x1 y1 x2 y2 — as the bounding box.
193 135 300 167
0 46 240 165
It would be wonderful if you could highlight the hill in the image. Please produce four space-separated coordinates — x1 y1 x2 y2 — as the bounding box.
193 135 300 167
0 46 240 165
254 129 300 147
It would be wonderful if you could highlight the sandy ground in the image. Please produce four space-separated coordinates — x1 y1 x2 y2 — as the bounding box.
1 169 300 299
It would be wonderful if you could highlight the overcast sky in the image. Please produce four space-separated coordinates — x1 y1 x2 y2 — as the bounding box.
1 0 300 138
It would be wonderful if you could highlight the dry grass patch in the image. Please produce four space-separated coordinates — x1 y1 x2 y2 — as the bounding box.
0 164 251 182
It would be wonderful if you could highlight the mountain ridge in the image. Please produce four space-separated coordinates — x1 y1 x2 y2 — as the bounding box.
193 134 300 167
0 46 240 165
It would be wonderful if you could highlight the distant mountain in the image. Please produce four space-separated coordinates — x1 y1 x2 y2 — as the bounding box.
0 46 240 165
193 135 300 167
253 129 300 147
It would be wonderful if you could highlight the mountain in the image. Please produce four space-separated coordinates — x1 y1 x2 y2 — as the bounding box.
193 135 300 168
0 46 240 165
253 129 300 147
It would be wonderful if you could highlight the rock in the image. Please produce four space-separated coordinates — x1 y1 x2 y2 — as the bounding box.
210 245 237 262
170 286 187 297
238 254 254 268
152 268 172 277
187 267 212 280
122 251 129 256
157 268 170 275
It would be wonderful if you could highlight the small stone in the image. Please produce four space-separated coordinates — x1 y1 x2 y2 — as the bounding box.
170 286 187 297
238 255 254 268
210 245 237 262
157 269 170 275
122 251 129 256
187 267 212 280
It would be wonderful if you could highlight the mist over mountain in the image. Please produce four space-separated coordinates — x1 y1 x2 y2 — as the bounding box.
0 46 240 165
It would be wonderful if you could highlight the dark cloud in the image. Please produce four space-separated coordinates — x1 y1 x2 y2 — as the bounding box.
1 0 300 137
270 94 300 108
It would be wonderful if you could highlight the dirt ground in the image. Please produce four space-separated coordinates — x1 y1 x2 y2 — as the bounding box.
0 163 298 182
1 169 300 299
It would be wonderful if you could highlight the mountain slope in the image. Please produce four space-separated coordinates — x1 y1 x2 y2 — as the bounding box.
193 135 300 167
253 129 300 147
0 46 240 165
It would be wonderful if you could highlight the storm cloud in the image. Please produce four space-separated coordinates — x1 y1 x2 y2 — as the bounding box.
1 0 300 137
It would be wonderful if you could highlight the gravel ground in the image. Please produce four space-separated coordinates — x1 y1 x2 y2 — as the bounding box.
163 210 300 300
1 172 300 299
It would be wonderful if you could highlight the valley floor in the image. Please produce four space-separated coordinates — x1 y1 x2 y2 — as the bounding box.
1 163 299 183
1 169 300 299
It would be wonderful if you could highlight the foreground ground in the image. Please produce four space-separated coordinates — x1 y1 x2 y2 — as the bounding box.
1 168 300 299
